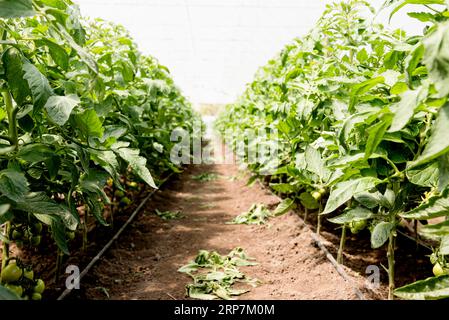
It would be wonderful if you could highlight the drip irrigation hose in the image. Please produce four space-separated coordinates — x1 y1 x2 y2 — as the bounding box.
309 232 366 300
57 173 173 300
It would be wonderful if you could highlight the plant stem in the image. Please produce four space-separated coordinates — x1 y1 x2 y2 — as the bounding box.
110 184 116 228
337 223 347 264
55 249 63 283
2 90 18 151
387 231 396 300
414 220 419 252
317 201 322 235
1 222 11 284
82 206 88 252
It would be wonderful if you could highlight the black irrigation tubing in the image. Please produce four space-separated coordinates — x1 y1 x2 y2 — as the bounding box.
57 173 174 300
255 179 367 300
396 229 433 251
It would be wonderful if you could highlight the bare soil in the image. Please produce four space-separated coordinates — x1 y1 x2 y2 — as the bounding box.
76 160 388 300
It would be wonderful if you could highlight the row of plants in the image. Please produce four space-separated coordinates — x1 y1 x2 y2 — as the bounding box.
216 0 449 300
0 0 201 299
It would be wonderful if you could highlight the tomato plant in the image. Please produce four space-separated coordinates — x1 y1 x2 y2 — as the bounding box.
217 0 449 299
0 0 201 299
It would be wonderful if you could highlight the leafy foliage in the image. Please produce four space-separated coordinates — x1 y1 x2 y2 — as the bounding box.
0 0 201 283
154 209 184 221
192 172 221 182
178 248 258 300
216 0 449 299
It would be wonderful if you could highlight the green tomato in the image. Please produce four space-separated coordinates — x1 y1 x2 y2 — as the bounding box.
127 181 138 189
33 222 43 234
350 226 359 234
353 220 367 231
12 230 23 240
31 235 41 246
34 279 45 294
114 190 125 198
311 191 322 201
4 284 23 297
1 262 23 283
24 268 34 280
349 220 367 234
433 263 447 277
67 231 75 241
31 293 42 301
120 197 132 206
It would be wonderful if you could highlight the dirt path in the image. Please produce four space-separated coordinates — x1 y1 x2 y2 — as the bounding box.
80 144 380 300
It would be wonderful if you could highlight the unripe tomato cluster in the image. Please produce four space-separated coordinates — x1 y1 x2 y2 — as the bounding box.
349 219 367 234
114 189 132 207
311 188 326 201
0 259 45 300
10 221 43 248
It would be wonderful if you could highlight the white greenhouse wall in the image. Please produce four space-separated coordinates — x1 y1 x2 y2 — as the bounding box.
75 0 431 105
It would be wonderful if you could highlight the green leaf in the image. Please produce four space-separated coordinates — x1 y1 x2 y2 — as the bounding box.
328 207 373 224
371 221 394 249
57 27 98 74
354 191 385 209
356 48 368 63
440 235 449 255
390 82 409 95
349 77 384 111
0 204 10 215
322 177 379 214
86 194 108 226
299 192 319 210
114 146 157 188
0 204 12 225
45 95 80 126
273 198 296 216
40 0 68 10
0 285 21 300
389 0 445 21
407 161 439 188
365 117 392 158
90 150 121 184
37 39 69 71
0 169 29 202
410 102 449 167
407 12 436 22
15 192 78 232
269 183 298 194
0 0 35 18
2 47 30 106
22 60 53 110
17 143 54 162
305 146 329 180
50 217 70 255
401 187 449 219
420 219 449 238
388 87 427 132
0 108 6 122
73 109 104 138
438 153 449 191
394 275 449 300
423 20 449 98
